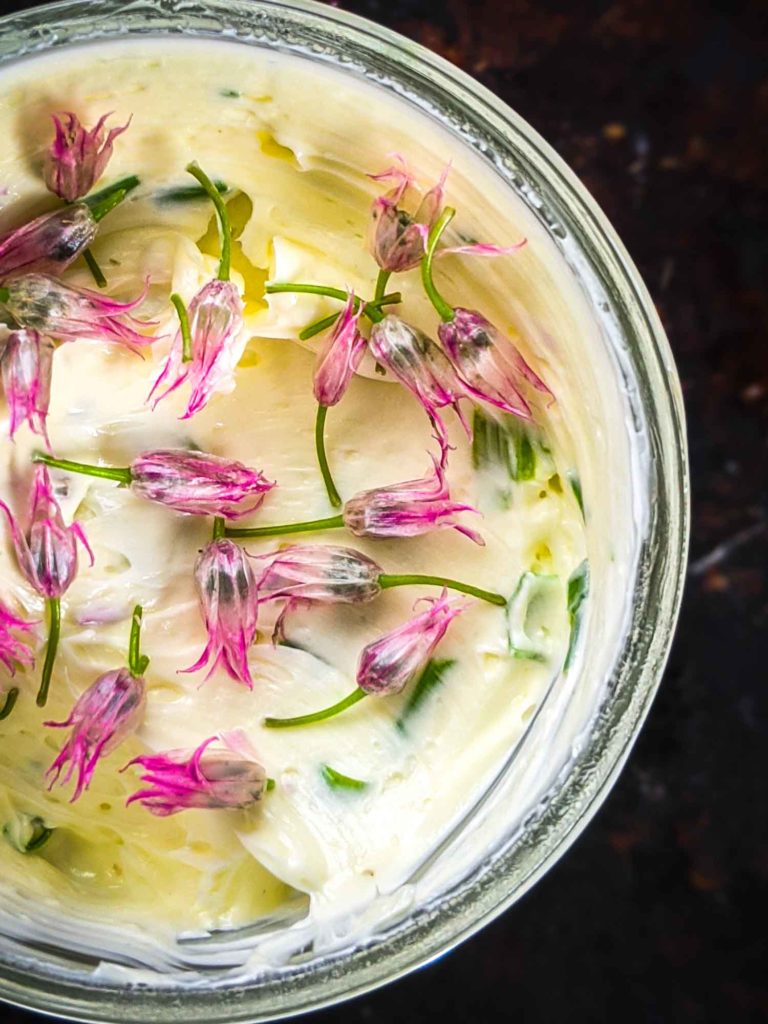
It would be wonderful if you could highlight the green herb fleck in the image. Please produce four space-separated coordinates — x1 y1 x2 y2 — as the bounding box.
567 470 585 518
266 778 276 792
564 560 590 669
156 181 229 205
321 764 368 792
471 408 538 481
3 813 54 854
506 571 561 661
396 658 455 732
220 88 240 98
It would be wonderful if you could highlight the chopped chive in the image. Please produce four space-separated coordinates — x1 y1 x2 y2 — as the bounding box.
564 560 589 670
83 248 107 288
220 88 240 98
396 658 455 732
511 423 536 481
321 764 368 791
3 813 54 854
266 778 276 792
568 470 585 518
0 688 19 720
128 604 149 678
156 180 229 205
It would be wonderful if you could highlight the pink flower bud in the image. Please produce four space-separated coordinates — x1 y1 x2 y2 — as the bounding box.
370 157 447 273
368 315 469 441
439 308 553 419
357 590 466 695
254 544 382 640
1 274 156 350
44 111 130 202
149 280 244 419
125 733 267 816
0 204 97 280
0 465 93 599
183 539 259 688
312 292 366 407
130 449 274 520
1 329 54 447
342 446 484 544
0 600 37 675
45 666 146 801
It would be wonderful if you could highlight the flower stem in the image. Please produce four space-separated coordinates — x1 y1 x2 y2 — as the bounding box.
374 268 391 302
186 161 231 282
378 572 506 606
84 175 140 219
226 513 344 539
298 293 401 341
421 207 456 323
36 597 60 707
263 687 367 729
315 404 342 508
128 604 150 678
0 688 19 720
83 248 107 288
32 452 133 486
171 293 193 363
212 516 226 540
0 286 8 303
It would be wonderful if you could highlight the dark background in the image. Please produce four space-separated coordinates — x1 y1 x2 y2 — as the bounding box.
7 0 768 1021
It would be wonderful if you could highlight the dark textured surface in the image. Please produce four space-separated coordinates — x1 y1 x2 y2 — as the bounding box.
6 1 768 1021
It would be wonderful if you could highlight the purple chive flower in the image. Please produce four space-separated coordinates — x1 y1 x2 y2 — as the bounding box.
369 157 447 273
125 732 267 816
0 204 97 281
183 539 259 688
45 667 146 801
0 465 92 599
130 449 274 520
439 308 553 420
149 280 245 419
343 446 484 544
368 314 469 441
357 590 467 696
254 544 382 640
1 274 156 349
0 601 37 675
44 111 130 203
1 329 54 447
313 292 366 407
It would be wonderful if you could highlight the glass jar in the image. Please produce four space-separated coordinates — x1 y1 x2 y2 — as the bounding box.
0 1 688 1020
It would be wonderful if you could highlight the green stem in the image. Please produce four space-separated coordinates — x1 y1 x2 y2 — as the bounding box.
84 175 140 217
212 516 226 540
0 688 19 720
226 513 344 539
315 404 342 508
37 597 60 707
32 452 133 486
83 248 107 288
374 268 391 302
264 688 367 729
421 207 456 323
186 161 231 281
0 286 9 303
128 604 150 678
378 572 506 606
298 293 401 341
171 293 193 363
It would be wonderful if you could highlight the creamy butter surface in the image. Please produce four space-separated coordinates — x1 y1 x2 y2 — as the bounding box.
0 40 637 971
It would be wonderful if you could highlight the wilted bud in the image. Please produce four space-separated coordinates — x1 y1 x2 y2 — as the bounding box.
0 465 92 599
368 315 468 441
149 280 245 419
125 733 267 816
183 539 259 688
45 667 146 801
1 329 54 447
0 204 97 281
357 590 466 696
313 292 366 407
44 111 130 202
439 308 553 419
1 273 156 349
130 449 274 520
370 158 447 273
